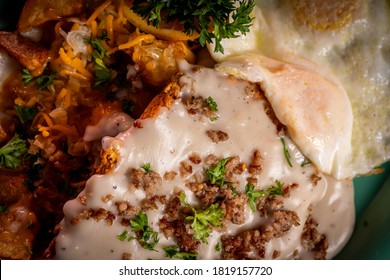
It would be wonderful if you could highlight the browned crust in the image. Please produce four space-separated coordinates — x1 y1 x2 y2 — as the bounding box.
0 233 33 260
0 31 49 76
18 0 86 32
139 73 183 120
0 171 28 205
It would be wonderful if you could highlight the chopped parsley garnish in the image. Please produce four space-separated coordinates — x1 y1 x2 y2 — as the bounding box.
141 163 153 173
281 137 293 167
0 205 8 214
117 230 130 241
20 68 56 90
20 68 34 85
14 104 38 124
117 230 136 242
0 134 27 169
130 211 159 250
205 157 230 186
205 96 218 112
131 0 255 53
36 72 56 90
88 31 111 86
230 186 238 195
215 242 221 252
163 245 197 260
245 180 285 211
180 192 224 243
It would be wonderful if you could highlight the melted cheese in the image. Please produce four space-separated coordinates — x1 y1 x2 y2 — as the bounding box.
55 65 354 260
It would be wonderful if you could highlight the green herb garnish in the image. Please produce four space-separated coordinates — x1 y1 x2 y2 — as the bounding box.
205 157 230 186
14 105 38 124
117 230 129 241
215 242 221 252
20 68 34 85
180 192 224 243
281 137 293 167
36 72 56 90
0 134 27 169
131 0 255 53
141 163 153 173
88 31 111 86
20 68 56 90
163 245 197 260
130 211 159 250
245 180 285 211
205 96 218 112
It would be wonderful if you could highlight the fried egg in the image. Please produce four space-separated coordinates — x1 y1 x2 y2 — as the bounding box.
216 53 354 179
210 0 390 179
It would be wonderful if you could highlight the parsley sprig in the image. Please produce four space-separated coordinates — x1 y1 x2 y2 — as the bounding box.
130 211 159 250
20 68 34 85
88 31 111 86
205 157 230 186
131 0 255 53
20 68 56 90
0 134 27 169
141 163 153 173
117 211 159 250
205 96 218 112
14 105 38 124
245 180 285 211
180 192 224 243
163 245 197 260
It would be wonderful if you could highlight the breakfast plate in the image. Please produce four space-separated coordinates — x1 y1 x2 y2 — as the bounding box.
0 0 389 260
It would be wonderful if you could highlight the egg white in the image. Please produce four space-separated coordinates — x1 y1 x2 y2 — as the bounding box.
216 53 354 179
210 0 390 179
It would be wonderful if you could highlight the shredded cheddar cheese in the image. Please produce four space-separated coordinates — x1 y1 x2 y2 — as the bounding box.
86 0 113 25
59 48 93 80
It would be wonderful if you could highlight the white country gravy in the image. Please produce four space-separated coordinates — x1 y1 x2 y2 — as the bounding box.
55 65 354 259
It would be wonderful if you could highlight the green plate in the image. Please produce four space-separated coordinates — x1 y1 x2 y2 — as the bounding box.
0 0 389 260
336 162 390 259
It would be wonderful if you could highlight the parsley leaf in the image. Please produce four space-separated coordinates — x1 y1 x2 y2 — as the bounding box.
0 134 27 169
131 0 255 54
20 68 34 85
88 32 111 86
281 137 293 167
130 211 159 250
245 180 285 211
180 192 224 243
36 72 56 90
205 96 218 112
141 163 153 173
14 105 38 124
163 245 197 260
117 230 129 241
215 242 221 252
19 68 56 90
205 157 230 186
